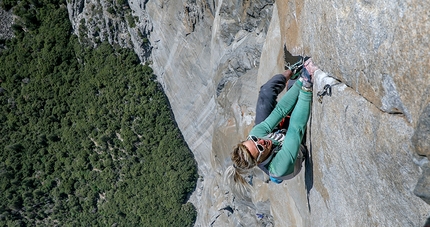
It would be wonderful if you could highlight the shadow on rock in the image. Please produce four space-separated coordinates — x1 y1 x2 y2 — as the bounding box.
304 141 314 213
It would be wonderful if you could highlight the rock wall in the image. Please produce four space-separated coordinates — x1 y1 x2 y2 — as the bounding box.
66 0 152 60
64 0 430 226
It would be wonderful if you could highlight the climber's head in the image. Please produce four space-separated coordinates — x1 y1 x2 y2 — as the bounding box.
229 135 272 171
224 136 272 197
231 142 257 170
242 135 272 163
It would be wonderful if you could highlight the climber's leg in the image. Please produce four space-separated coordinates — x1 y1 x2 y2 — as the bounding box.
255 74 287 125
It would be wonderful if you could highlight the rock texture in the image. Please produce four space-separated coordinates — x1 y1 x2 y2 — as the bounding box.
0 7 14 47
63 0 430 226
66 0 152 60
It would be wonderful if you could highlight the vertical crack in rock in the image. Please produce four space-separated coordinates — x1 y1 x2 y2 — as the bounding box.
283 45 304 69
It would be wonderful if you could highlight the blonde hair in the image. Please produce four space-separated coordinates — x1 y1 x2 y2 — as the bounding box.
224 143 258 197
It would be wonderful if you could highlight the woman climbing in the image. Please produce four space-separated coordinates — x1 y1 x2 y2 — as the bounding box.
225 58 319 196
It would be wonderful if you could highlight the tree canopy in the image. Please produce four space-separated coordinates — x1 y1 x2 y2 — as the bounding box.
0 0 197 226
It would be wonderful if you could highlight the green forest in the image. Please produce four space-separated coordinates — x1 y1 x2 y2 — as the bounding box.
0 0 198 226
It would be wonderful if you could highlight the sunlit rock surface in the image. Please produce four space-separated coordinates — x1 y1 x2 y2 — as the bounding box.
64 0 430 226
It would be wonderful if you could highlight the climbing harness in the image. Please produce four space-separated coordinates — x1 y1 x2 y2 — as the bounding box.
317 83 341 103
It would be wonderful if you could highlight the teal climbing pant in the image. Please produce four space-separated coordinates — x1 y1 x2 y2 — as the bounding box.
250 79 312 177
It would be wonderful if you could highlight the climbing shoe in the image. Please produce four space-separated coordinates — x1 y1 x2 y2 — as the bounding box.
285 57 303 80
300 57 316 91
304 57 319 77
285 56 311 80
301 68 313 90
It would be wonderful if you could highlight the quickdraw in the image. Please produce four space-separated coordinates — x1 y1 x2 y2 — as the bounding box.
317 83 340 103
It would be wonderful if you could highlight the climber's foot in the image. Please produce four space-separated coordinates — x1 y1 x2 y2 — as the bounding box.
300 67 313 90
304 58 318 77
285 57 304 80
300 58 319 91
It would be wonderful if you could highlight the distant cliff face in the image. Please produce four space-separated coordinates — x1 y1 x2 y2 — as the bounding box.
66 0 430 226
66 0 152 60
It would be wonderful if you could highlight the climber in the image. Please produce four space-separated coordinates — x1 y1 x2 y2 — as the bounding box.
225 57 319 195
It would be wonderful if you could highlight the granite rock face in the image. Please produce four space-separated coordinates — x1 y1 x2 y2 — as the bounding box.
63 0 430 226
144 1 276 225
413 104 430 157
66 0 152 60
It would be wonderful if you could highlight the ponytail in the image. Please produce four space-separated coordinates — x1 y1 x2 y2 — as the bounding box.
224 143 257 197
